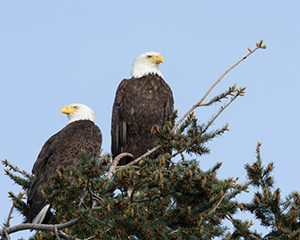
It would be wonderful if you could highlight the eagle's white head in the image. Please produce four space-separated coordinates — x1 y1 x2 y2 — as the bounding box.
61 103 95 124
131 51 163 78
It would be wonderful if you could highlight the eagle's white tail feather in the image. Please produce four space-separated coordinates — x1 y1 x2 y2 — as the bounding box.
32 204 50 224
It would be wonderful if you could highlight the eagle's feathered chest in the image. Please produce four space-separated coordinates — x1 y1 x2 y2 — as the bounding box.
119 75 172 121
132 78 159 99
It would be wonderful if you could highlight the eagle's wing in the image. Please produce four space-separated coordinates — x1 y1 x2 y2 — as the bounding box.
32 132 59 175
164 84 175 121
28 131 59 222
111 79 129 158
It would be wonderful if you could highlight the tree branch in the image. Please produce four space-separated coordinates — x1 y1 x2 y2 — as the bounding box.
89 215 113 228
59 230 96 240
106 152 133 180
225 214 261 240
3 205 14 228
168 229 179 235
170 88 244 159
208 179 233 215
54 227 61 240
0 218 79 236
119 145 161 168
172 45 261 132
2 159 31 179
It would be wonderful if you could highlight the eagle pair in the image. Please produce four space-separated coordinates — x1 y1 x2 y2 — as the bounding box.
28 51 174 224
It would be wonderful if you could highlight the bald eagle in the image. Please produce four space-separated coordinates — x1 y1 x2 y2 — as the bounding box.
111 51 174 165
28 103 102 224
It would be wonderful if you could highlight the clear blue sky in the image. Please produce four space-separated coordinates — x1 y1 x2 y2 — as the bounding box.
1 1 299 239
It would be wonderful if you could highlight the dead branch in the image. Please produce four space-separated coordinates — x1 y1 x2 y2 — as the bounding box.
122 146 160 167
3 205 14 228
106 152 133 180
0 218 79 237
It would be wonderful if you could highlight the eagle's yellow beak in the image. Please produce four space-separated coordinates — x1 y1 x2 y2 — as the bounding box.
149 55 163 64
61 106 76 114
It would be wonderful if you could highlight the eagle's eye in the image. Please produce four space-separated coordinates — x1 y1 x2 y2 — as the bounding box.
73 106 79 110
146 55 152 59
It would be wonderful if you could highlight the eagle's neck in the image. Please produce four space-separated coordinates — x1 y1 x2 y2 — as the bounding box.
67 114 95 124
131 63 162 78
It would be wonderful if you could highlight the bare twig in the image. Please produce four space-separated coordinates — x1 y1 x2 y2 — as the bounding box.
120 146 161 167
85 236 96 240
172 46 261 132
3 230 10 240
78 192 88 207
208 192 227 215
91 192 103 203
198 102 213 107
4 205 14 228
106 152 133 180
58 230 70 239
54 227 61 240
208 179 233 215
169 229 179 235
0 218 79 236
89 215 113 228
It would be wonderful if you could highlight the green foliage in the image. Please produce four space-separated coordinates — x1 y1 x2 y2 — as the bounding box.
2 111 299 240
2 159 32 190
1 159 32 221
241 143 300 239
152 111 229 158
4 112 299 239
2 120 299 240
31 154 245 239
201 84 238 107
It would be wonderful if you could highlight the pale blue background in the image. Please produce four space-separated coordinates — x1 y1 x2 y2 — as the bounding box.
0 1 299 239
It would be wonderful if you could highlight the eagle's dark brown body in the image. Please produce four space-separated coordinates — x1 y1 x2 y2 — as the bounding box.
28 120 102 222
111 73 174 165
